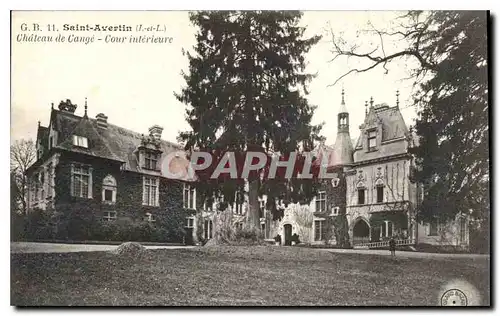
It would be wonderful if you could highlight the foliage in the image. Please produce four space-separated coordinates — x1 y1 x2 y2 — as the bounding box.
329 11 489 223
234 227 259 242
274 234 282 243
23 208 56 240
410 12 489 222
332 215 350 248
176 11 323 228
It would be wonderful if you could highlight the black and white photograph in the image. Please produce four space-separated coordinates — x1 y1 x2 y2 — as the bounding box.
9 8 490 307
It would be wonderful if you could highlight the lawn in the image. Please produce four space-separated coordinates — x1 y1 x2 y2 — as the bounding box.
11 246 490 306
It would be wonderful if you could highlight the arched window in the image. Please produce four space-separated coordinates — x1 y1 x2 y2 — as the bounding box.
102 175 117 204
356 181 366 205
375 179 384 203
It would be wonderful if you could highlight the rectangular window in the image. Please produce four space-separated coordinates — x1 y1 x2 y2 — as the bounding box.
145 212 156 223
72 164 91 198
183 184 196 209
368 130 377 149
104 189 113 202
429 219 438 236
358 188 365 205
259 200 265 218
143 176 159 206
46 163 53 198
204 219 213 239
315 191 326 212
460 217 466 242
103 211 117 221
72 135 88 148
314 220 325 241
186 217 194 228
144 152 159 170
234 192 244 215
332 207 340 216
376 186 384 203
387 221 393 237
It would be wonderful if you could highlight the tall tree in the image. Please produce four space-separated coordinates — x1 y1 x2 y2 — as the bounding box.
177 11 322 231
11 139 36 214
329 11 489 222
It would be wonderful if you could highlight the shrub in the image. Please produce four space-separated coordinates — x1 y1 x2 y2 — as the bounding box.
113 242 146 257
24 208 56 240
274 234 282 244
235 227 259 241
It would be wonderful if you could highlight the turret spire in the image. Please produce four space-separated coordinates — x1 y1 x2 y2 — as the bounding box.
84 97 88 118
365 101 368 115
370 96 374 107
396 90 400 108
338 88 348 114
332 88 353 166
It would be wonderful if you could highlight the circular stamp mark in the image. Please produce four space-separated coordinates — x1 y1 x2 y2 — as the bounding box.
440 289 468 306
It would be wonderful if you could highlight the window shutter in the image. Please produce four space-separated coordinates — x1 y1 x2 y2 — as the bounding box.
70 164 74 197
88 167 93 198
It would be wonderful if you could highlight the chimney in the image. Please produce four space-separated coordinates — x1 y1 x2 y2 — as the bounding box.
149 125 163 141
58 99 77 113
96 113 108 129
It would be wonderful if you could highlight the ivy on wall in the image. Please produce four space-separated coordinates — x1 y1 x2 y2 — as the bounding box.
31 151 198 242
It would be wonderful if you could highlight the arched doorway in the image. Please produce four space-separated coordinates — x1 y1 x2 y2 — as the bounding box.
283 224 292 246
352 219 370 245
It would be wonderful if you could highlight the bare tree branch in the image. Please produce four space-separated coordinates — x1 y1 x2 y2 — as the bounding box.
327 12 438 87
11 139 36 214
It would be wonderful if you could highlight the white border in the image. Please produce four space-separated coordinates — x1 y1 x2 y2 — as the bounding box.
3 1 497 315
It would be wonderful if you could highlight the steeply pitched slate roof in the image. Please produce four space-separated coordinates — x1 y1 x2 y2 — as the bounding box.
51 110 194 181
37 125 49 145
331 132 353 166
56 116 124 162
355 105 409 148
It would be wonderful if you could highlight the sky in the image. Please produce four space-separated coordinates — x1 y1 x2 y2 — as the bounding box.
11 11 420 147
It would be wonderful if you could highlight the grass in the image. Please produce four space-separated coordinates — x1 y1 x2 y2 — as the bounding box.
11 246 490 306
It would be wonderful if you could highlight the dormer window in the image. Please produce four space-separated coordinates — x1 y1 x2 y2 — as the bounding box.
368 130 377 150
144 152 159 170
73 135 88 148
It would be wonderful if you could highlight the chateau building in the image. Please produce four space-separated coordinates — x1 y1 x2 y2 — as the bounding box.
26 94 469 247
26 99 200 242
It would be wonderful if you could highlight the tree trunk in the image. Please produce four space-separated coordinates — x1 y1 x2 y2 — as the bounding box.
246 179 260 231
